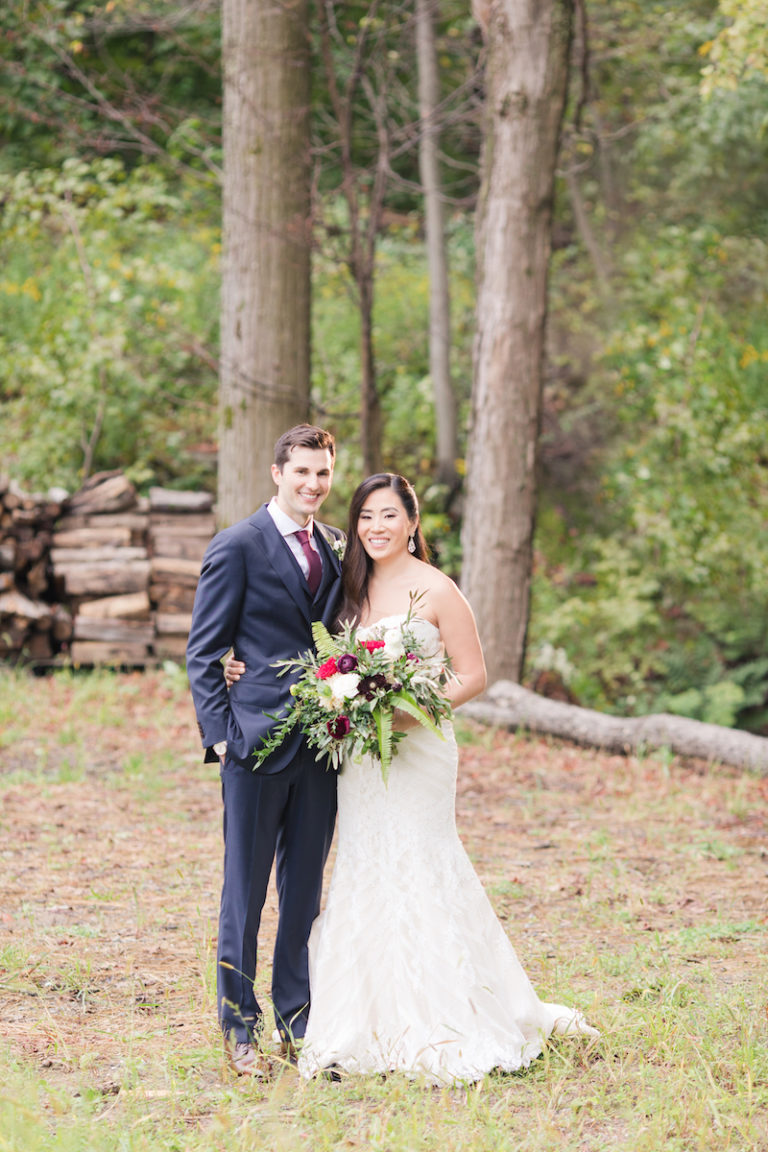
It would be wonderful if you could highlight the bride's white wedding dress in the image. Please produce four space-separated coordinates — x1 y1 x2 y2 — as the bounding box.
298 616 597 1085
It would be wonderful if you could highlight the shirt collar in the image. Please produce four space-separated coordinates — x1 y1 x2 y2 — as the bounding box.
267 496 313 538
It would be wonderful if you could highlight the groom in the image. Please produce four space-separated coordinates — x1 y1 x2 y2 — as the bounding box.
186 424 344 1076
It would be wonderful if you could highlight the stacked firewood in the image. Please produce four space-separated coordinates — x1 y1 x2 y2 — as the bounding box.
0 470 215 667
51 472 154 666
0 477 70 661
148 487 215 663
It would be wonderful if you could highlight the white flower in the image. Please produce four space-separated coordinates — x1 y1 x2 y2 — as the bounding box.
381 627 406 660
327 672 360 709
331 538 346 561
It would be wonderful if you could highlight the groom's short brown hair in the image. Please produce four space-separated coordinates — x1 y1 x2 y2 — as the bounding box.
274 424 336 469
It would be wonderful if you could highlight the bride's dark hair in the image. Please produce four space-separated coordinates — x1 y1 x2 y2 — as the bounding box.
339 473 428 623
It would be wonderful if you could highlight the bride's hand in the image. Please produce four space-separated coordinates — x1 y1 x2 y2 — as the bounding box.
392 707 419 732
223 654 246 687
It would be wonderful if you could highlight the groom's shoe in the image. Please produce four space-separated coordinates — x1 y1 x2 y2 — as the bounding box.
226 1040 266 1078
272 1027 302 1065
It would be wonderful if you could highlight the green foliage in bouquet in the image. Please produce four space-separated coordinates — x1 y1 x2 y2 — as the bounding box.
253 603 453 782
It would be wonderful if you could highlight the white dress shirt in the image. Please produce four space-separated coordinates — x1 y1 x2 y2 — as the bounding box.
267 497 320 580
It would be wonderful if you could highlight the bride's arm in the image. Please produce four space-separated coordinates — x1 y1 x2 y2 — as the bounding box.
432 576 487 709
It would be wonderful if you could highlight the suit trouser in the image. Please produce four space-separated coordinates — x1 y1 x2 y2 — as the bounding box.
217 745 337 1044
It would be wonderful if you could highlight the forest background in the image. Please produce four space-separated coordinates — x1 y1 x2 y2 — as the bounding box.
1 0 767 732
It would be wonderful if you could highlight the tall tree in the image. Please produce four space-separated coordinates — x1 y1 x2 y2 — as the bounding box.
416 0 458 488
461 0 574 683
217 0 312 526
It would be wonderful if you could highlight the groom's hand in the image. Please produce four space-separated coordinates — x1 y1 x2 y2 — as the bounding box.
223 655 246 687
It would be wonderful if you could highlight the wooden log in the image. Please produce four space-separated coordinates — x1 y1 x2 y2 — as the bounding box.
150 557 201 586
23 632 54 660
25 559 49 600
2 486 21 511
152 635 189 662
12 503 62 526
149 487 214 513
51 546 148 566
53 526 133 549
51 605 73 642
154 612 193 635
73 617 154 644
66 472 138 515
70 639 151 666
55 511 149 537
0 623 27 655
54 560 150 597
15 535 49 566
461 680 768 775
149 535 210 562
0 572 14 593
0 542 15 570
78 591 151 620
149 584 198 614
0 588 53 625
148 513 216 534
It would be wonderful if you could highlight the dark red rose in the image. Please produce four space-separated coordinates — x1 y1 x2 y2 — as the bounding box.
336 653 359 673
327 715 351 739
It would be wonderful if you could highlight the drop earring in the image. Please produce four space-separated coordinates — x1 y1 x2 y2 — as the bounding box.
408 535 416 554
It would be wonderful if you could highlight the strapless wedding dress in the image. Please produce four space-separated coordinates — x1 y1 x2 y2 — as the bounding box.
298 616 597 1085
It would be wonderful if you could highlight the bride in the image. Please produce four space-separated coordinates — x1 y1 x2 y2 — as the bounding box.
228 473 597 1084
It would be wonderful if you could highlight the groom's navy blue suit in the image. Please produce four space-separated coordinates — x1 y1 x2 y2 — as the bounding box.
186 504 344 1044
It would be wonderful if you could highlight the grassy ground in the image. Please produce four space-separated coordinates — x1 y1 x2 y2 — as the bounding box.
0 666 766 1151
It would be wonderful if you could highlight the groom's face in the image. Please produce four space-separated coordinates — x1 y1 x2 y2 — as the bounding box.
271 446 334 526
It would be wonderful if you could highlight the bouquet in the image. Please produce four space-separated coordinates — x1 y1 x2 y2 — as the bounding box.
253 601 453 781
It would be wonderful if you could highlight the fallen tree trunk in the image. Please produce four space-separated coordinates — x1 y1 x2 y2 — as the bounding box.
460 680 768 775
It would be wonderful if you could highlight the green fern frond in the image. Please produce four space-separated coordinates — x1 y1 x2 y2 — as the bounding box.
374 706 394 785
311 620 336 660
391 691 445 740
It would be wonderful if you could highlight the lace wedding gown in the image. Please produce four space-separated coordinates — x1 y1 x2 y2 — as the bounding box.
298 616 597 1085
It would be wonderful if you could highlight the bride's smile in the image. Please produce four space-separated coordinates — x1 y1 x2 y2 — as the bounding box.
358 488 415 560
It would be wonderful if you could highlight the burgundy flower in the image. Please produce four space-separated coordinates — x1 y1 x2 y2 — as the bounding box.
327 715 351 739
336 653 359 673
357 672 391 701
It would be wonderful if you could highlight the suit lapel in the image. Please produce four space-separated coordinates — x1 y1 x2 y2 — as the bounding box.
314 524 342 601
249 506 312 620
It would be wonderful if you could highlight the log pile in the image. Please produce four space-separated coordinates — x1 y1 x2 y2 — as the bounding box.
148 487 216 664
0 477 70 662
1 470 214 667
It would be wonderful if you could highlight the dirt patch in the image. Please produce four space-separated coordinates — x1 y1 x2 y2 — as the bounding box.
1 671 766 1094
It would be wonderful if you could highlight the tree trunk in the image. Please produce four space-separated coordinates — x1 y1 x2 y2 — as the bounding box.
218 0 312 528
462 681 768 775
461 0 573 683
416 0 458 487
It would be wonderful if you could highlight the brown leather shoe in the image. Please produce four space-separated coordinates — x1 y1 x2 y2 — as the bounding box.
278 1038 300 1064
227 1041 266 1077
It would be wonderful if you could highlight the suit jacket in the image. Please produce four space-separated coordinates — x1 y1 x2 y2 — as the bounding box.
186 504 344 773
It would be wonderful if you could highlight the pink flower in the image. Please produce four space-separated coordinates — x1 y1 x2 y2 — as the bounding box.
317 657 339 679
327 715 351 739
359 639 385 652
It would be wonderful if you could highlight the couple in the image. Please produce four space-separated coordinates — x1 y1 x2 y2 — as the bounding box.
186 423 597 1086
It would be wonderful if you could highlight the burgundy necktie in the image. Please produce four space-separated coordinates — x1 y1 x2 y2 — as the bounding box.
295 529 322 596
